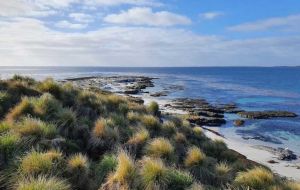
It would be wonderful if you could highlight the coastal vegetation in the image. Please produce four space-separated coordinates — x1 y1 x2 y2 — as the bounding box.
0 76 299 190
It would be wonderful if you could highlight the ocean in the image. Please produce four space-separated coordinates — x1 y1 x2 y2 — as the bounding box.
1 66 300 154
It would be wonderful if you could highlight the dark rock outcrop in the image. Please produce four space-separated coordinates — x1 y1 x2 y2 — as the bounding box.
238 111 298 119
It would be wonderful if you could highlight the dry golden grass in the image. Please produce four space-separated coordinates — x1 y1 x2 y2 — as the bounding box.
141 115 160 130
6 97 33 121
19 151 54 176
215 162 232 176
127 111 140 123
234 167 275 189
127 128 149 145
184 146 206 167
162 121 176 135
15 117 57 139
67 153 89 174
104 150 136 190
92 118 118 140
15 176 70 190
283 181 300 190
146 138 174 158
139 157 169 190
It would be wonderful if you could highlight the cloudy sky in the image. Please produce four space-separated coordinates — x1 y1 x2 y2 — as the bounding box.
0 0 300 67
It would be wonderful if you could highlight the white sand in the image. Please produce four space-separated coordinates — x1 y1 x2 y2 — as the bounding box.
204 129 300 182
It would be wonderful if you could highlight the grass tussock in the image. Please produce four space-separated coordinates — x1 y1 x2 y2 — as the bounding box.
184 146 206 167
146 138 174 158
127 128 149 145
15 117 57 139
139 157 169 190
67 153 89 174
141 115 160 130
147 101 159 116
104 150 136 189
234 167 275 189
15 176 70 190
19 150 61 176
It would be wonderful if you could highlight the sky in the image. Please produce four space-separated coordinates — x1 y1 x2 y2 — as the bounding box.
0 0 300 67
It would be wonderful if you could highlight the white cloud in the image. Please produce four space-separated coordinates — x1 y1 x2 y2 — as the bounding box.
69 13 94 23
200 11 224 20
0 0 160 17
55 20 88 29
228 14 300 32
0 18 299 67
103 7 192 26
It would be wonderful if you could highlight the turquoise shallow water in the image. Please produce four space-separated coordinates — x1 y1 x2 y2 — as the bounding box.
0 66 300 153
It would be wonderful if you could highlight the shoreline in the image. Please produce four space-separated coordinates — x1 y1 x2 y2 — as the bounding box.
65 75 300 182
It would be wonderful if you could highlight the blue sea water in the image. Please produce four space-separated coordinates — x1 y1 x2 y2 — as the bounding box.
0 66 300 153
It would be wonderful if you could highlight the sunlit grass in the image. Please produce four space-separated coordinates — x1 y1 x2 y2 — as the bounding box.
127 128 149 145
234 167 275 189
15 176 70 190
15 117 57 139
146 138 174 158
141 115 160 130
67 153 89 175
184 146 206 167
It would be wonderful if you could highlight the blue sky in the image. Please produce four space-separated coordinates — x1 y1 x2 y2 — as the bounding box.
0 0 299 66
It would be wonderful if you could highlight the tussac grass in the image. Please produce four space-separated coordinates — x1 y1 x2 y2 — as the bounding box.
0 76 298 190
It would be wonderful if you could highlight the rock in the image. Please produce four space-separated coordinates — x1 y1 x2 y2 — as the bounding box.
188 116 226 127
196 111 224 118
268 160 279 164
124 89 140 95
126 96 144 104
238 111 298 119
234 119 245 127
150 91 169 97
277 148 297 161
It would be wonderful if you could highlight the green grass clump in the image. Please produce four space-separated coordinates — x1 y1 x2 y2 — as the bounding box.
141 115 160 130
146 138 174 158
147 101 159 116
234 167 275 189
140 157 169 190
103 150 136 189
184 146 206 167
67 153 89 175
0 133 20 162
215 162 231 176
95 154 117 185
38 78 63 99
167 169 194 190
15 117 57 139
0 122 12 134
192 127 203 136
15 176 70 190
162 121 176 135
127 128 149 145
19 150 61 176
